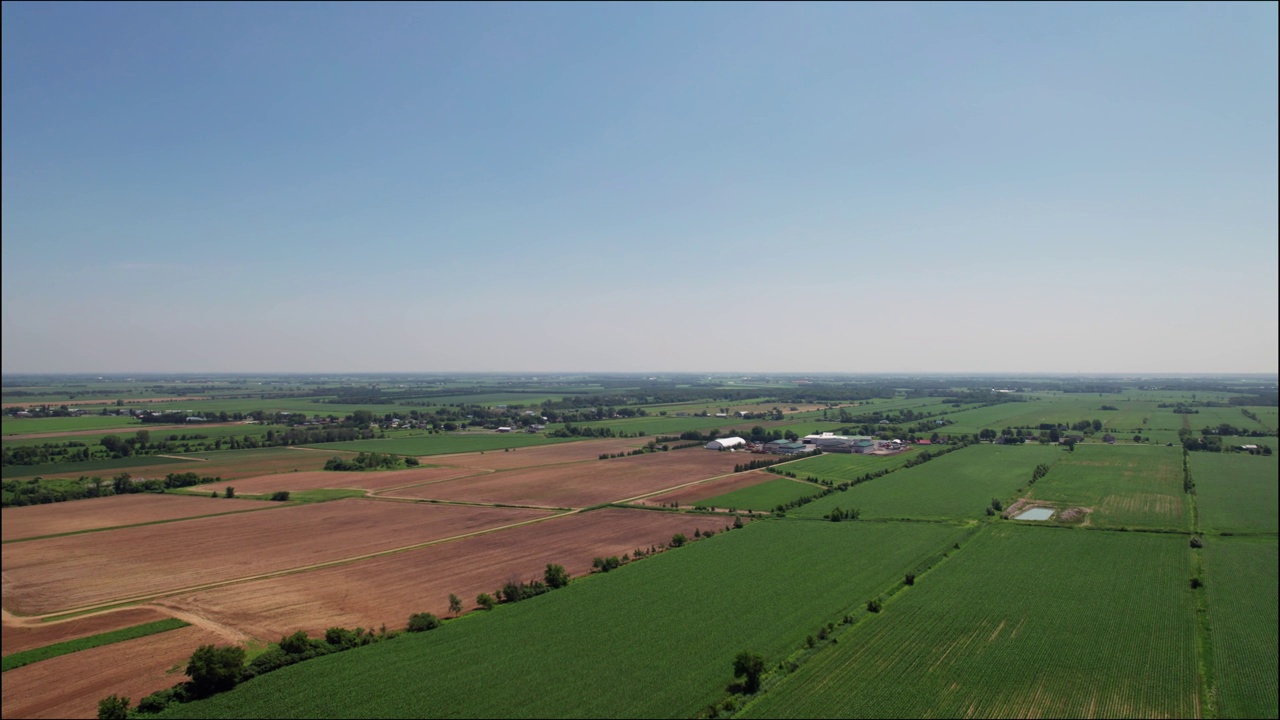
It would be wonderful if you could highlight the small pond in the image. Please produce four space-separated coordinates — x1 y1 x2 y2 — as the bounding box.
1013 507 1055 521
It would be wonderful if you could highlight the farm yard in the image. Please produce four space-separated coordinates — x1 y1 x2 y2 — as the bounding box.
1 375 1275 719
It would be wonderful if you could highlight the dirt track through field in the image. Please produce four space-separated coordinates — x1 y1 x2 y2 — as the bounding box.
1 493 275 543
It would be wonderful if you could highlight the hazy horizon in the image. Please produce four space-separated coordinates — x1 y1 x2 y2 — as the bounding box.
4 2 1277 375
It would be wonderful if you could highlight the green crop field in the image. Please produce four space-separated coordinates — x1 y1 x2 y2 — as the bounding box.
693 477 819 511
158 519 967 719
1203 538 1279 719
301 432 581 457
1 454 200 479
1 618 190 672
1190 452 1279 534
794 444 1062 521
1023 444 1188 530
1 415 148 436
780 452 915 484
1 422 277 450
741 525 1200 719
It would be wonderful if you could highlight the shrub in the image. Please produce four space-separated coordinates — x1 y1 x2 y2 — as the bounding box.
1190 577 1203 589
407 613 441 632
904 573 915 586
867 598 883 613
186 644 245 698
733 651 765 694
223 487 235 499
269 491 290 502
476 593 495 610
671 533 687 548
97 694 130 720
1190 536 1204 548
544 563 570 589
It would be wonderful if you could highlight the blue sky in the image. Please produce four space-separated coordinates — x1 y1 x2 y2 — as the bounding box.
3 1 1276 374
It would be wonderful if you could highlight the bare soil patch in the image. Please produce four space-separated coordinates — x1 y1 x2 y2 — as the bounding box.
162 508 740 641
0 625 223 719
1 494 273 543
638 470 778 507
380 449 746 507
1 499 551 616
197 465 482 496
1 606 172 655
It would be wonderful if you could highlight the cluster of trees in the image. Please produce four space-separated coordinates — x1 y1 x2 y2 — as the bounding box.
825 506 861 522
2 471 225 508
733 450 819 473
323 452 414 471
986 497 1004 516
1029 463 1051 486
599 440 668 459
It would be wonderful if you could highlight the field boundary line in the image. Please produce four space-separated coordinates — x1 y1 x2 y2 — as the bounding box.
1 504 290 545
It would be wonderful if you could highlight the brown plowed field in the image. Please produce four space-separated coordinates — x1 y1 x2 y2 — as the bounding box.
638 470 778 507
1 606 173 655
1 494 274 542
162 508 739 641
2 499 552 616
0 625 223 719
427 436 647 470
197 465 482 496
380 449 746 507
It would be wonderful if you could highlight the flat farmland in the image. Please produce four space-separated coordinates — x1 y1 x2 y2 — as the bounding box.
195 465 483 497
782 451 916 484
1 606 173 655
794 444 1062 521
1 493 274 542
155 508 726 642
379 449 747 507
639 469 778 507
1204 539 1279 719
1 499 552 616
2 455 202 480
742 525 1199 719
1190 452 1278 534
302 432 580 457
1025 445 1187 530
694 477 819 511
405 436 646 470
0 624 227 719
161 520 969 719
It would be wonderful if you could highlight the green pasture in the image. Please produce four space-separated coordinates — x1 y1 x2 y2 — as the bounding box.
301 432 580 457
1024 444 1188 531
742 525 1200 719
1 415 146 436
1 454 199 479
158 519 966 719
1 423 278 450
693 478 819 511
793 444 1062 521
780 452 916 484
1190 452 1278 534
1203 538 1279 719
2 618 190 672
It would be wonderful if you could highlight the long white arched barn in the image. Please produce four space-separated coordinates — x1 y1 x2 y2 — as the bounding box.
705 436 747 450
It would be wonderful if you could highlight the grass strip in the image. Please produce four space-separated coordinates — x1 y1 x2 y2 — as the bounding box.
2 618 190 672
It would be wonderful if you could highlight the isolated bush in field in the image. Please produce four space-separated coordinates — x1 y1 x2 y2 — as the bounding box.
904 573 916 586
186 644 245 697
223 487 235 499
476 593 495 610
1190 577 1203 589
733 651 766 693
448 593 464 616
867 598 883 613
671 533 688 548
269 491 290 501
1190 536 1204 548
544 563 570 589
97 694 130 720
407 613 441 632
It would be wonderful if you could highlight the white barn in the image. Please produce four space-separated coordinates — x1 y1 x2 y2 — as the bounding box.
705 436 747 450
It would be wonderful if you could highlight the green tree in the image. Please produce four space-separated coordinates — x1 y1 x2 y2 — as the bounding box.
476 593 495 610
186 644 245 697
544 563 570 589
224 486 235 499
671 533 688 548
135 429 151 447
97 694 130 720
733 651 766 693
407 613 441 632
448 593 464 616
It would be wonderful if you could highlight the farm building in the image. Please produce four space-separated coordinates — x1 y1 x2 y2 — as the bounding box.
802 433 877 453
705 437 747 450
764 440 809 455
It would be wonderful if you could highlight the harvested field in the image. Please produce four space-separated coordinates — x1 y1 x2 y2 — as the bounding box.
0 625 224 719
160 508 734 642
1 606 172 655
196 465 483 497
1 494 273 543
380 449 746 507
424 436 648 471
2 499 552 616
639 470 778 507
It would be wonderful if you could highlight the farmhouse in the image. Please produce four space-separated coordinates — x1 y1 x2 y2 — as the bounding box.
705 436 747 450
496 427 513 433
764 440 809 455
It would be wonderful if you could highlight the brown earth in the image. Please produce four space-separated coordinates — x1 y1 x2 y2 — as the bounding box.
0 606 173 655
1 494 275 542
379 448 747 507
1 421 247 441
1 499 552 616
637 470 778 507
160 508 743 642
0 625 225 719
196 465 483 496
